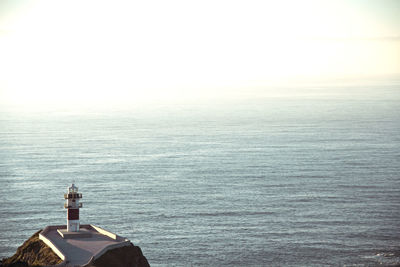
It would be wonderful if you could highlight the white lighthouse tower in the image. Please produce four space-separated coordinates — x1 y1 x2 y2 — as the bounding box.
64 183 82 232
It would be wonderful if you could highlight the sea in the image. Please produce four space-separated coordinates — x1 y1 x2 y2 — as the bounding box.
0 82 399 266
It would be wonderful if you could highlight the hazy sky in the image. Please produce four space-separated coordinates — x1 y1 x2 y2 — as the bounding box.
0 0 399 109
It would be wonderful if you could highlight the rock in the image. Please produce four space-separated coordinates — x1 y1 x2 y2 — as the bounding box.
1 230 62 267
83 243 150 267
1 230 150 267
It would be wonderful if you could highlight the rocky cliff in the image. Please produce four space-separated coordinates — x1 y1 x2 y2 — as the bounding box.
83 244 149 267
1 230 62 267
1 230 150 267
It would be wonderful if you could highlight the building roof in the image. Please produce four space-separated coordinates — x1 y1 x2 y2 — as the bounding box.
39 224 130 267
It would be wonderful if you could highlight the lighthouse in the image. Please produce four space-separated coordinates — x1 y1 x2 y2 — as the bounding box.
39 184 143 266
64 183 82 232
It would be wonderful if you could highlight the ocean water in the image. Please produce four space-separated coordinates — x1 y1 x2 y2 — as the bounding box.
1 84 400 266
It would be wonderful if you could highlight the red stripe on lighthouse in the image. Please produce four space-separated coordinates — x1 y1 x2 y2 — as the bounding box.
68 208 79 220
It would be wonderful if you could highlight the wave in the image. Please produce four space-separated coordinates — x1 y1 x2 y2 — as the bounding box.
188 211 276 217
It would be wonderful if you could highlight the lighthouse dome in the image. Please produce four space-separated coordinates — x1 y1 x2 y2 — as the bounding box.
68 183 78 193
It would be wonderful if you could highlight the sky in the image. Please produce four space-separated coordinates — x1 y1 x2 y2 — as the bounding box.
0 0 399 110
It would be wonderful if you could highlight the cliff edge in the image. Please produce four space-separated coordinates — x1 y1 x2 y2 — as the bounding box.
1 230 150 267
